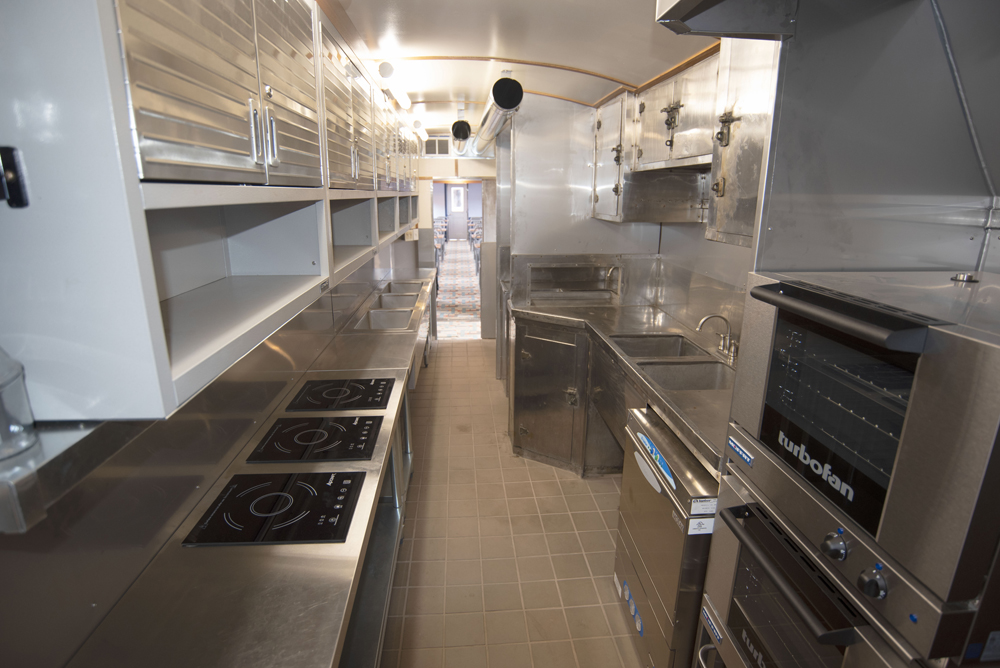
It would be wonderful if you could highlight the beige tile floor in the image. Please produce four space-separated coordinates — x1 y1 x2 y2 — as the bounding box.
378 339 644 668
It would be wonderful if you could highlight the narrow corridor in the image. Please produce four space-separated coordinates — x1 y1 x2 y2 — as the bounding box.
435 240 482 340
378 338 642 668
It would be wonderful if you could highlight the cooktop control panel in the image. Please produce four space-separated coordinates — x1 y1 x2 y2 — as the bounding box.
183 472 365 546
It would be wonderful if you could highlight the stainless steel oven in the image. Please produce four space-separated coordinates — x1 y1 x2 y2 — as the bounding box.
695 474 912 668
727 271 1000 663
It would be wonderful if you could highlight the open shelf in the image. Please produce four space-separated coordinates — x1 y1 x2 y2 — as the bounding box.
333 245 375 280
163 274 324 401
377 197 397 236
146 199 325 405
141 183 324 210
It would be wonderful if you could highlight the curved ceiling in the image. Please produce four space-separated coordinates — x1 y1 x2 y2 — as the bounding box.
322 0 717 134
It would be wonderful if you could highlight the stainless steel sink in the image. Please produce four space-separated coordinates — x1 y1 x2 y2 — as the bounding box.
354 309 414 330
610 335 707 358
384 281 423 294
637 361 735 391
372 293 418 309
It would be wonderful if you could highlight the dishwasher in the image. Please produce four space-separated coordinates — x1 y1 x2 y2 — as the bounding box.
614 407 719 668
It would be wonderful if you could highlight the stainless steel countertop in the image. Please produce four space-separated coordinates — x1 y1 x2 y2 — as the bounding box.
509 302 735 476
66 273 436 668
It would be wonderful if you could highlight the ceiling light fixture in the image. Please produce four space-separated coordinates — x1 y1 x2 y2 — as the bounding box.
378 61 411 110
415 127 429 141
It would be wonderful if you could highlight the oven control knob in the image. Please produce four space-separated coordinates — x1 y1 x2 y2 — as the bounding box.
858 565 888 600
820 530 848 561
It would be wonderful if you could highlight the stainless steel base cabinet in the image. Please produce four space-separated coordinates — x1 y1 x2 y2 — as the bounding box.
510 320 589 472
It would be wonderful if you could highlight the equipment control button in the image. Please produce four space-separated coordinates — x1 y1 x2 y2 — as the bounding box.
820 530 848 561
858 566 888 600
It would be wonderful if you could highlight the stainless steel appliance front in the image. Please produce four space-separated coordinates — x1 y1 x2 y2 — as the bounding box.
614 408 718 668
695 474 912 668
727 271 1000 661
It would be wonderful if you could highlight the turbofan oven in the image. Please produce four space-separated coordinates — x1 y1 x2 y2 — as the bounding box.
694 474 911 668
726 271 1000 663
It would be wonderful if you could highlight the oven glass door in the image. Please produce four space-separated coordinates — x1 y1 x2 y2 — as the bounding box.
726 505 865 668
760 310 918 535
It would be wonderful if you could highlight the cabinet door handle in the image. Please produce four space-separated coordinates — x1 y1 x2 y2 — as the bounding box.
265 106 280 166
565 388 578 407
520 350 531 360
519 426 529 436
249 99 263 165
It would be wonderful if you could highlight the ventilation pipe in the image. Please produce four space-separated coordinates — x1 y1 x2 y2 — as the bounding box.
468 78 523 156
451 120 472 154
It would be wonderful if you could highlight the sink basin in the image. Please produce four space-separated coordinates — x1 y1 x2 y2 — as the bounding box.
384 281 423 293
372 293 418 309
637 361 735 391
354 309 414 330
610 335 707 358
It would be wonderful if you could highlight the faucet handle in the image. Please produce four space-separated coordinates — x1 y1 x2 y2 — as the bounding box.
716 333 728 353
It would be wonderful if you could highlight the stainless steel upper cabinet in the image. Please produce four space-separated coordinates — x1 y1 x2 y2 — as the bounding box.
375 97 394 190
594 96 625 220
635 80 676 168
389 123 401 190
352 74 375 190
254 0 322 186
672 54 719 160
117 0 266 184
705 40 781 247
320 21 354 188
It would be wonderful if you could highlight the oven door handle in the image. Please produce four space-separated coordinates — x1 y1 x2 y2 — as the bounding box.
721 506 859 646
749 284 927 353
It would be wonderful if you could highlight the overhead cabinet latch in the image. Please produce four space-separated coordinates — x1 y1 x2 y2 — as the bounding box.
662 103 682 130
716 111 740 147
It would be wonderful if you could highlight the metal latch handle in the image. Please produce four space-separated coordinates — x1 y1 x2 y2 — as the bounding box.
564 388 578 407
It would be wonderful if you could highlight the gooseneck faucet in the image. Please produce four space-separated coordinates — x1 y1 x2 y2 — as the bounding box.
696 314 738 365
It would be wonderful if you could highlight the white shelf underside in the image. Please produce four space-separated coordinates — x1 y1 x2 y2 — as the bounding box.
162 274 323 402
142 182 325 210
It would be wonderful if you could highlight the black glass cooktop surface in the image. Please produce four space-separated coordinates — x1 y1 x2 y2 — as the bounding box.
286 378 394 411
183 472 365 546
247 416 382 463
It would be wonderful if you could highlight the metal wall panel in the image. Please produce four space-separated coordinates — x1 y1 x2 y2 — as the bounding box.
672 54 718 160
117 0 266 184
705 39 781 248
254 0 321 187
320 21 354 188
937 1 1000 198
756 0 994 272
512 94 661 254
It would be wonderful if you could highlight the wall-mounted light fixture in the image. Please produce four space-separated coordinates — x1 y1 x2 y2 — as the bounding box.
378 61 411 110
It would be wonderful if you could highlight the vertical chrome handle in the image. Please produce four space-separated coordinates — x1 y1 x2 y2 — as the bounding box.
249 100 264 165
265 106 280 166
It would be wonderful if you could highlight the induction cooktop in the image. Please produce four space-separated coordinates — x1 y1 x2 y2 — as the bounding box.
247 416 382 463
286 378 394 411
183 472 365 546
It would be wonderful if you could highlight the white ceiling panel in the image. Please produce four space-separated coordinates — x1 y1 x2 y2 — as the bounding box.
334 0 717 130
